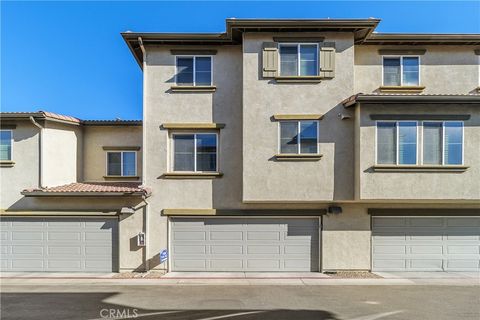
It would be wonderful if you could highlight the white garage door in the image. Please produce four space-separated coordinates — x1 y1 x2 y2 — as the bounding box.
170 218 320 271
0 217 118 272
372 216 480 271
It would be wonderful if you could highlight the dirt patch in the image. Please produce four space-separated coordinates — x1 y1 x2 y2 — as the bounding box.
325 271 382 279
112 271 166 279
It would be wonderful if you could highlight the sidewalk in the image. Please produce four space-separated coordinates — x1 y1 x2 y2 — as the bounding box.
1 271 478 286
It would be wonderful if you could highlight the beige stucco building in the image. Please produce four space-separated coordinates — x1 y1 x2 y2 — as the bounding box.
1 18 479 273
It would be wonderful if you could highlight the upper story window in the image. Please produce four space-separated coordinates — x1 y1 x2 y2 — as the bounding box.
0 130 12 161
173 133 217 172
423 121 463 165
383 56 419 86
279 44 318 76
376 121 463 166
176 56 212 86
279 120 319 154
107 151 136 176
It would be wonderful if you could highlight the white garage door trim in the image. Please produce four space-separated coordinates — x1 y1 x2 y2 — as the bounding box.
372 216 480 271
0 216 119 272
168 216 321 272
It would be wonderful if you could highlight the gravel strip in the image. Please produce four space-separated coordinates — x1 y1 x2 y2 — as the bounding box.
325 271 383 279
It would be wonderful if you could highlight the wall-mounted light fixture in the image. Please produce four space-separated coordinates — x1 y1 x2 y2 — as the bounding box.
327 206 343 214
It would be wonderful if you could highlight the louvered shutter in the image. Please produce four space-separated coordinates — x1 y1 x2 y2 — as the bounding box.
319 42 335 78
262 42 278 78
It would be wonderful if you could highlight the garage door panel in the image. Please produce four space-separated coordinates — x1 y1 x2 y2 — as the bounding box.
447 245 479 254
372 216 480 271
445 260 480 270
12 246 44 255
372 218 406 228
171 218 319 272
12 259 44 269
409 259 443 270
210 259 243 269
247 231 280 240
48 246 82 255
173 231 205 240
409 218 444 227
211 231 243 240
0 217 117 272
409 245 443 254
447 218 480 227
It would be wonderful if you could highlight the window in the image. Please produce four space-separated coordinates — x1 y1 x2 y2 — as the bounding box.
279 121 318 154
107 151 136 176
0 130 12 161
176 56 212 86
279 44 318 76
173 133 217 172
383 56 419 86
377 121 464 166
423 122 463 165
376 121 417 165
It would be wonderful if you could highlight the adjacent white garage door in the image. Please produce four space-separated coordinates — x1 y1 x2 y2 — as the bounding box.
0 217 118 272
372 216 480 271
170 218 319 271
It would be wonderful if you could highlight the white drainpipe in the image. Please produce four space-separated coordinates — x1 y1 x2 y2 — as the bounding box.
138 36 150 271
29 116 44 188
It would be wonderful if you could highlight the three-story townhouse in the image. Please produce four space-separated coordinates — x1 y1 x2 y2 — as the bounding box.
1 18 479 274
122 18 480 273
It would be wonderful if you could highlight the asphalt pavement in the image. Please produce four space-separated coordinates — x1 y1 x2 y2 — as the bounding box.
1 283 479 320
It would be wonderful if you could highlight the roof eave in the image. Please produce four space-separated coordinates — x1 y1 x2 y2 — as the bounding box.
343 94 480 107
362 33 480 45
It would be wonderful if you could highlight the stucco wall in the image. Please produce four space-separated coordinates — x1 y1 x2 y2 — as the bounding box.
0 121 39 209
355 45 479 94
42 121 82 187
143 45 244 271
322 204 371 270
242 32 356 202
83 126 143 182
358 104 480 200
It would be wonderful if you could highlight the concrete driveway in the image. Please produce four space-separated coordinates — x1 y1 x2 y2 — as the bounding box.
1 283 479 320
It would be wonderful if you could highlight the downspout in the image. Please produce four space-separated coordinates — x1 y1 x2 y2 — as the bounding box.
138 36 150 271
29 116 43 188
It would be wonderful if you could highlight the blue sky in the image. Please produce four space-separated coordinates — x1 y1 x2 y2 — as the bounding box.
2 1 479 120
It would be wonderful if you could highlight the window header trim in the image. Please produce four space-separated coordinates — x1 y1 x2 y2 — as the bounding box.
371 114 470 121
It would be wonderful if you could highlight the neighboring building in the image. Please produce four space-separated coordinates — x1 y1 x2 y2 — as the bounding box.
1 18 480 273
0 111 146 272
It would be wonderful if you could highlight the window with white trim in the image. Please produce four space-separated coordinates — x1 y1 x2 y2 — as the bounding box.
376 121 417 165
279 44 318 76
176 56 212 86
383 56 419 86
0 130 12 161
377 121 464 166
173 133 217 172
423 121 463 165
279 120 319 154
107 151 136 176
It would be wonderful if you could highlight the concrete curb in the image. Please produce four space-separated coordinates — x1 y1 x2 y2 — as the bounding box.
1 277 478 286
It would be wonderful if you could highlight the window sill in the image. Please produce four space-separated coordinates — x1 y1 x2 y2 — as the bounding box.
170 86 216 93
372 165 469 172
379 86 425 93
162 172 223 179
103 175 140 179
275 76 322 83
0 160 15 167
275 154 323 161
